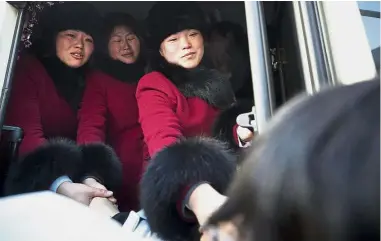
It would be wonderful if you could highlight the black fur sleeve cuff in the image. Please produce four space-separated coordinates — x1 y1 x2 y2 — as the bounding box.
140 137 237 241
79 143 123 192
4 138 83 196
212 99 253 152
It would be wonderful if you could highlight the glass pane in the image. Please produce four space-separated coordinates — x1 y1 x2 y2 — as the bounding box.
357 1 380 71
358 1 380 12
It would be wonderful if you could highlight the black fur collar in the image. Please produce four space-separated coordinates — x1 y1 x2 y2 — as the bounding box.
39 55 87 112
151 57 236 110
96 54 146 84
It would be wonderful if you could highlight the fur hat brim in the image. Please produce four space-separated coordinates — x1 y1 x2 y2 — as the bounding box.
146 2 207 50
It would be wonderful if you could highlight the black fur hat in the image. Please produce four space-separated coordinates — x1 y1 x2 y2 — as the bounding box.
103 12 142 41
145 2 207 50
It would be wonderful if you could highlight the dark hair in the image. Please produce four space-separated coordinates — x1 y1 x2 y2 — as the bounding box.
103 12 141 39
206 79 380 241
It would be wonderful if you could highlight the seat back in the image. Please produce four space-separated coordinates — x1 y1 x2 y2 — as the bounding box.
0 125 23 197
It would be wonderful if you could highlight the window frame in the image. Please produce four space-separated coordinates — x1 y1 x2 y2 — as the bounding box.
316 1 378 86
0 2 26 137
244 1 275 134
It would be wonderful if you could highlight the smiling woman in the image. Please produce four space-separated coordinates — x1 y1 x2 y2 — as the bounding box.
159 29 205 69
136 2 253 241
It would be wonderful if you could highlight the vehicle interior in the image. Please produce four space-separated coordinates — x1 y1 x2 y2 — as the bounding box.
0 1 306 195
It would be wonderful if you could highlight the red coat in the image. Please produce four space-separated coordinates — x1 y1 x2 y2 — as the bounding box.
5 55 78 155
137 68 244 240
136 71 223 157
77 71 146 211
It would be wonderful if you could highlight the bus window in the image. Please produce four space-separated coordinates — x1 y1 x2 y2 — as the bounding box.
317 1 378 85
0 2 25 130
357 1 380 73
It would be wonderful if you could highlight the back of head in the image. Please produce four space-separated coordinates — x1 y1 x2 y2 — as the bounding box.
207 79 380 241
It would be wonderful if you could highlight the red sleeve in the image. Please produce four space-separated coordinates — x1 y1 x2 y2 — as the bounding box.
136 72 183 157
232 124 239 144
77 74 107 144
5 65 45 154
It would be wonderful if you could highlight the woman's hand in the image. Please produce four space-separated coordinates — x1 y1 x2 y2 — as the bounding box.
82 177 117 204
237 126 254 145
187 183 227 226
57 182 114 206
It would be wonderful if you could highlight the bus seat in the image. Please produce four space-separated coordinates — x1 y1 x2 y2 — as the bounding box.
0 125 23 197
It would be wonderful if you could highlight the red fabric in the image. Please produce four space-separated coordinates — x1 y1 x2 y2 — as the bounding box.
232 123 239 144
176 185 198 223
136 71 220 157
77 71 147 211
5 54 78 155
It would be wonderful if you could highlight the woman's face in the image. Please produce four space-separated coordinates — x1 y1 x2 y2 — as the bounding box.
108 25 141 64
160 29 204 69
56 30 94 68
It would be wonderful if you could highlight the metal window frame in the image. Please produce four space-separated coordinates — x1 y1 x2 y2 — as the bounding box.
292 1 333 95
0 3 26 139
7 1 27 9
360 9 380 19
244 1 275 134
317 1 378 85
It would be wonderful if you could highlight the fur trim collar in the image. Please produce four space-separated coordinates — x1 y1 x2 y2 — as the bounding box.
96 54 146 84
39 56 87 112
155 61 236 110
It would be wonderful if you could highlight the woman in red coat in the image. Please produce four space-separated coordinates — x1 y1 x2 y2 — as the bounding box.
77 13 147 212
137 2 254 241
5 2 101 155
3 3 119 202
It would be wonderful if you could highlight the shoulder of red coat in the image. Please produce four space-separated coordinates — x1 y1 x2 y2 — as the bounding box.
86 70 111 81
16 53 45 74
137 71 177 92
85 70 120 88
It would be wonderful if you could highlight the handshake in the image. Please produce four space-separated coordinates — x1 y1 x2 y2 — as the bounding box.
57 109 257 208
57 177 117 207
